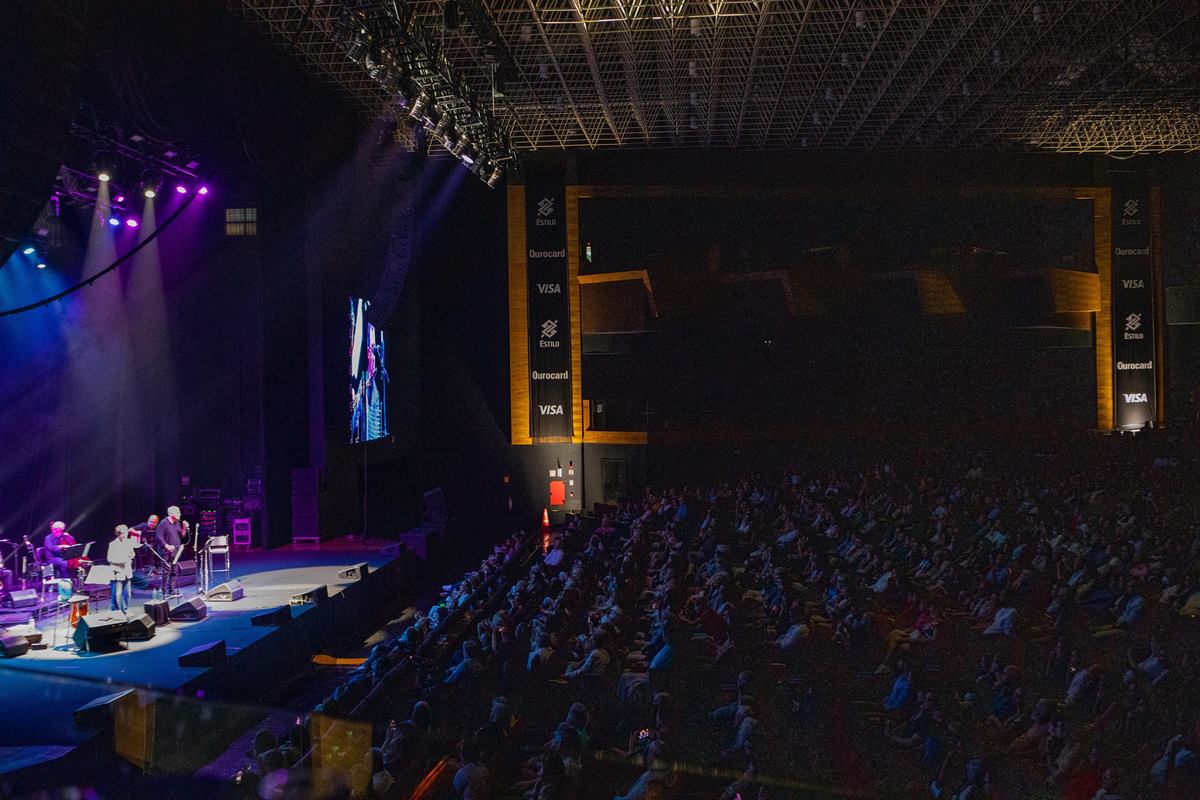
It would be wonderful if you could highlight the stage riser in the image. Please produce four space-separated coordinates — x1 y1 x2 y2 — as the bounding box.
145 549 414 775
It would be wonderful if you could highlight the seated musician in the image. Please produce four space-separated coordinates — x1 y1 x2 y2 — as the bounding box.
131 513 159 543
44 521 77 577
130 514 160 574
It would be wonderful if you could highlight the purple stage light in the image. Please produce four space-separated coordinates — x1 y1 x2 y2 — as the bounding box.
115 194 126 203
108 216 120 226
175 184 188 194
125 218 140 228
197 185 209 195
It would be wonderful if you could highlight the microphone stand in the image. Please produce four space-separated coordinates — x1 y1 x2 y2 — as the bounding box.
143 544 175 600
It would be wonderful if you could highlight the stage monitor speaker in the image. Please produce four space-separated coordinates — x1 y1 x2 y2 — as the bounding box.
8 589 38 608
251 605 292 626
0 633 30 658
74 688 138 728
125 614 157 641
337 562 369 581
176 559 197 576
208 580 245 602
169 596 208 622
290 585 328 606
144 599 170 626
178 639 226 667
73 612 127 652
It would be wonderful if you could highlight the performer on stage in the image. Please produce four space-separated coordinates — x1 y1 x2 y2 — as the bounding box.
155 506 188 596
130 514 160 576
131 514 160 542
107 525 137 614
0 540 14 595
44 521 77 576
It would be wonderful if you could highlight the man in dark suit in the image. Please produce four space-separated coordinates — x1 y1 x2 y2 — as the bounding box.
155 506 188 596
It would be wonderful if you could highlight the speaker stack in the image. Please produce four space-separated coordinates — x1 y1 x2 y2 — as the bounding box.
173 558 198 588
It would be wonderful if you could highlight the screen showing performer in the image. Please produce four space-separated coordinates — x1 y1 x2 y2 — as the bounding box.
349 297 389 443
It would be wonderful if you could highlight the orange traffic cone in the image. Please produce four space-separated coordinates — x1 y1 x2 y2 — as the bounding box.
541 508 551 529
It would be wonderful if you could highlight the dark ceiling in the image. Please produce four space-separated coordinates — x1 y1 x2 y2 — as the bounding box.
238 0 1199 154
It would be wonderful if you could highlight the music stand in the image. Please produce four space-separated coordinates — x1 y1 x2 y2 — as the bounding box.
57 543 90 561
83 564 118 585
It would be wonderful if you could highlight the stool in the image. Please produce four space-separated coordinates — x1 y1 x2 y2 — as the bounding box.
231 517 252 549
68 594 89 628
207 536 231 574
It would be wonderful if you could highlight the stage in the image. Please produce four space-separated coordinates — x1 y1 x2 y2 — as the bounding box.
0 538 410 775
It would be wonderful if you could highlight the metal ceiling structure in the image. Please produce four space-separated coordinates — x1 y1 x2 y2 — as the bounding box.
237 1 1200 154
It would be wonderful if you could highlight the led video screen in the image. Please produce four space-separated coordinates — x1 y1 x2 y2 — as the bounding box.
349 297 388 443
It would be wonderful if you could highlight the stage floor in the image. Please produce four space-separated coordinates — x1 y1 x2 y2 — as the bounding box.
0 539 398 755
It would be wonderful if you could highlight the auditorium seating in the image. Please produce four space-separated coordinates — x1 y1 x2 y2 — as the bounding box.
232 430 1200 800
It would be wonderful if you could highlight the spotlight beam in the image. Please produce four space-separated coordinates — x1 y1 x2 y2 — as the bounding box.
0 191 199 317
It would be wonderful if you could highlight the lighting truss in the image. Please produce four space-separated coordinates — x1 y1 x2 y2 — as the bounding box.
237 1 1200 155
62 119 201 213
235 0 518 183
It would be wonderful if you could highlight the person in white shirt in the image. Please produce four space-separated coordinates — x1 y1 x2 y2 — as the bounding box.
107 525 138 614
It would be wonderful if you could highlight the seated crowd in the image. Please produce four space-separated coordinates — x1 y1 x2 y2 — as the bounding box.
234 430 1200 800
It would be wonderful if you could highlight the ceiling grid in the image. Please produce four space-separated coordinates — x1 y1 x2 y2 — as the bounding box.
236 0 1200 153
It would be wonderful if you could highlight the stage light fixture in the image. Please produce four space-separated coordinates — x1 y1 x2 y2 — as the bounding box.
486 164 503 188
450 135 469 158
432 112 453 139
94 150 116 182
115 194 126 203
23 246 35 255
409 92 431 120
140 168 162 198
36 262 47 270
125 218 139 228
175 183 188 194
108 216 120 226
197 185 209 195
346 28 371 63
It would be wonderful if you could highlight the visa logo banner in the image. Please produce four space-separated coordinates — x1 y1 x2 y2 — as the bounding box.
537 283 562 294
538 405 565 415
1122 393 1148 403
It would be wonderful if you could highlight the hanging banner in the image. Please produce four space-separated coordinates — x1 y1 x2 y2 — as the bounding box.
525 184 573 439
1110 172 1157 429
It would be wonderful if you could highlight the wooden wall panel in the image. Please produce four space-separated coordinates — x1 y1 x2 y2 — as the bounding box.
567 187 584 445
1092 190 1114 430
508 186 531 445
1048 268 1100 313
